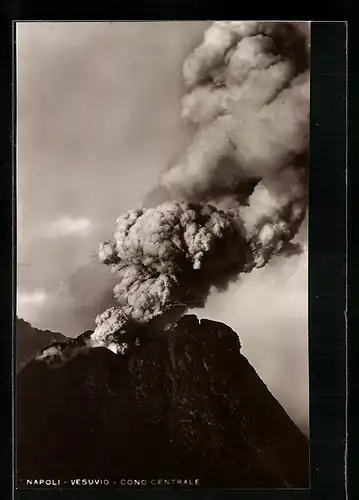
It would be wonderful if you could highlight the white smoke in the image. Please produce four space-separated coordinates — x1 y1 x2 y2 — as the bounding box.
91 21 310 353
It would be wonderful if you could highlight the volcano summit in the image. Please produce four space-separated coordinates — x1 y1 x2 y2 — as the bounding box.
16 315 309 489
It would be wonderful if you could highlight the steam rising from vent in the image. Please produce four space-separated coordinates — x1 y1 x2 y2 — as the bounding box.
90 21 310 353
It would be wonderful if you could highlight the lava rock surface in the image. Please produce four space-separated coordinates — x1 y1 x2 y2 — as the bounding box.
16 315 309 488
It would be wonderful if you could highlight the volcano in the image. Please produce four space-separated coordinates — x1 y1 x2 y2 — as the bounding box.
16 315 309 489
15 317 68 372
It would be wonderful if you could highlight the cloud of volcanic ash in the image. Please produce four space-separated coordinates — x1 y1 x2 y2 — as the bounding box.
90 21 310 352
157 21 310 203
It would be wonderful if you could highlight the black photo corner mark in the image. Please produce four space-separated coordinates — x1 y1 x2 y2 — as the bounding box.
0 9 348 500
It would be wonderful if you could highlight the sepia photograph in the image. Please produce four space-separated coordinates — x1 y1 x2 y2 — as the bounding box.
15 20 310 489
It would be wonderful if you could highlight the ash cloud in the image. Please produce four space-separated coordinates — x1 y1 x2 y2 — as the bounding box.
160 21 309 202
90 201 250 349
88 21 310 352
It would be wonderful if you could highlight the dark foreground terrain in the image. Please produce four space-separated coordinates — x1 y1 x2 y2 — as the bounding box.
16 315 309 489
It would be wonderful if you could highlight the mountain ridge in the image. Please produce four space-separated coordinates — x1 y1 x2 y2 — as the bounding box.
15 317 69 371
16 314 309 489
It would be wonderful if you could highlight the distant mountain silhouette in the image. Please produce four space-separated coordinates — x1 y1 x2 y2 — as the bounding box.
16 318 68 371
16 315 309 489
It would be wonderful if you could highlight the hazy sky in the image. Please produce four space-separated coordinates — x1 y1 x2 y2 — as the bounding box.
16 22 308 432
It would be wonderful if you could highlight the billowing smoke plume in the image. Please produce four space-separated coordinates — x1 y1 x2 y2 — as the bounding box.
90 201 250 348
90 21 310 352
159 21 309 202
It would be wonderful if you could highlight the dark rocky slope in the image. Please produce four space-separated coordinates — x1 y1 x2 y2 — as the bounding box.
16 315 309 489
15 318 68 371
